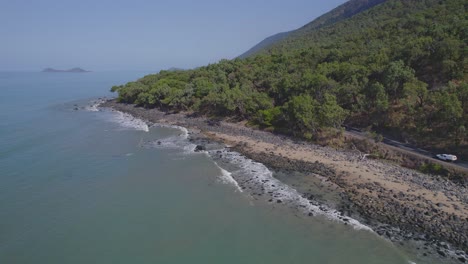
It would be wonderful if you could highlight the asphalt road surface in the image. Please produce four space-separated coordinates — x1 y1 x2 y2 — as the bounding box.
344 126 468 170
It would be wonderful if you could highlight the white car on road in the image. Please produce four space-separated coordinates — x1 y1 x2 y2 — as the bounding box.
436 154 457 162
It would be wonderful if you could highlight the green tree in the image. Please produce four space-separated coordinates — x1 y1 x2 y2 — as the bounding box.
285 95 320 136
363 82 389 112
317 94 348 128
383 60 415 102
403 79 428 107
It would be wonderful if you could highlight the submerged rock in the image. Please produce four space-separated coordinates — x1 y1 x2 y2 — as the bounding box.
194 145 206 152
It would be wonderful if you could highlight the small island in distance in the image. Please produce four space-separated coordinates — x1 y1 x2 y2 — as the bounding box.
42 67 90 73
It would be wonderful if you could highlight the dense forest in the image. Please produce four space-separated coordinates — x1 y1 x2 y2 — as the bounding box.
111 0 467 156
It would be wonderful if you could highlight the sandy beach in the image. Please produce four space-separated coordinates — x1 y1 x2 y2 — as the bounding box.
100 100 468 261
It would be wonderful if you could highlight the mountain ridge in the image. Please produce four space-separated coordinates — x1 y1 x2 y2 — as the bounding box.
238 32 291 59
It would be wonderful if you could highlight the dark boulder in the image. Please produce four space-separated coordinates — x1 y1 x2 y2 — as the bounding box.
194 145 206 152
437 249 447 257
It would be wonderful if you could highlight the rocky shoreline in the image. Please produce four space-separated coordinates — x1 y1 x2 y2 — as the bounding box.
99 100 468 263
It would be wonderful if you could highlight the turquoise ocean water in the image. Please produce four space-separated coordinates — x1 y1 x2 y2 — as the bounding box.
0 72 431 263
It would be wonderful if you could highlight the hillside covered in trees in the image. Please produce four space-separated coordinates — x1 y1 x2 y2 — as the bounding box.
111 0 467 157
239 0 387 59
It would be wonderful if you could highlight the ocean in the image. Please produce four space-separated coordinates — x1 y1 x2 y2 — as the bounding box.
0 72 430 263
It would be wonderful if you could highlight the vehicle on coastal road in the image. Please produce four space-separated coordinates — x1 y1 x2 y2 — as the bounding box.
435 154 458 162
343 125 468 169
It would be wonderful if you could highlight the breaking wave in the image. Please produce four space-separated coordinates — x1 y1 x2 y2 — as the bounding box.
141 124 194 154
110 111 149 132
143 135 196 154
85 99 106 112
151 124 189 139
213 161 243 192
211 149 374 232
140 124 243 191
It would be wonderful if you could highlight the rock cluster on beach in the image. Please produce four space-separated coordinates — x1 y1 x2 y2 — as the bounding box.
100 100 468 262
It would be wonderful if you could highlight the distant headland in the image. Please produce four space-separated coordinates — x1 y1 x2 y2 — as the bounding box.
42 67 91 73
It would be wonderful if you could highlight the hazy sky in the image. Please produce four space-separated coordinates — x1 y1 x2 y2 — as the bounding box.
1 0 347 71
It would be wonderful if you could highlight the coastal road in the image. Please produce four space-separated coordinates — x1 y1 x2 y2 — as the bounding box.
344 126 468 170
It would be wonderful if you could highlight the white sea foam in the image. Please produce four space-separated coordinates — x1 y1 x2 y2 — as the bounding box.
213 162 243 192
85 99 106 112
146 135 196 154
142 124 195 154
111 111 149 132
214 149 374 232
151 124 189 139
146 124 243 192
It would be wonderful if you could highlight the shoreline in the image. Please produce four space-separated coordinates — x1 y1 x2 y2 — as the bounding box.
100 100 467 262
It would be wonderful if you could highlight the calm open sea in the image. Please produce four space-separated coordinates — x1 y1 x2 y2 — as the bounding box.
0 72 429 263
